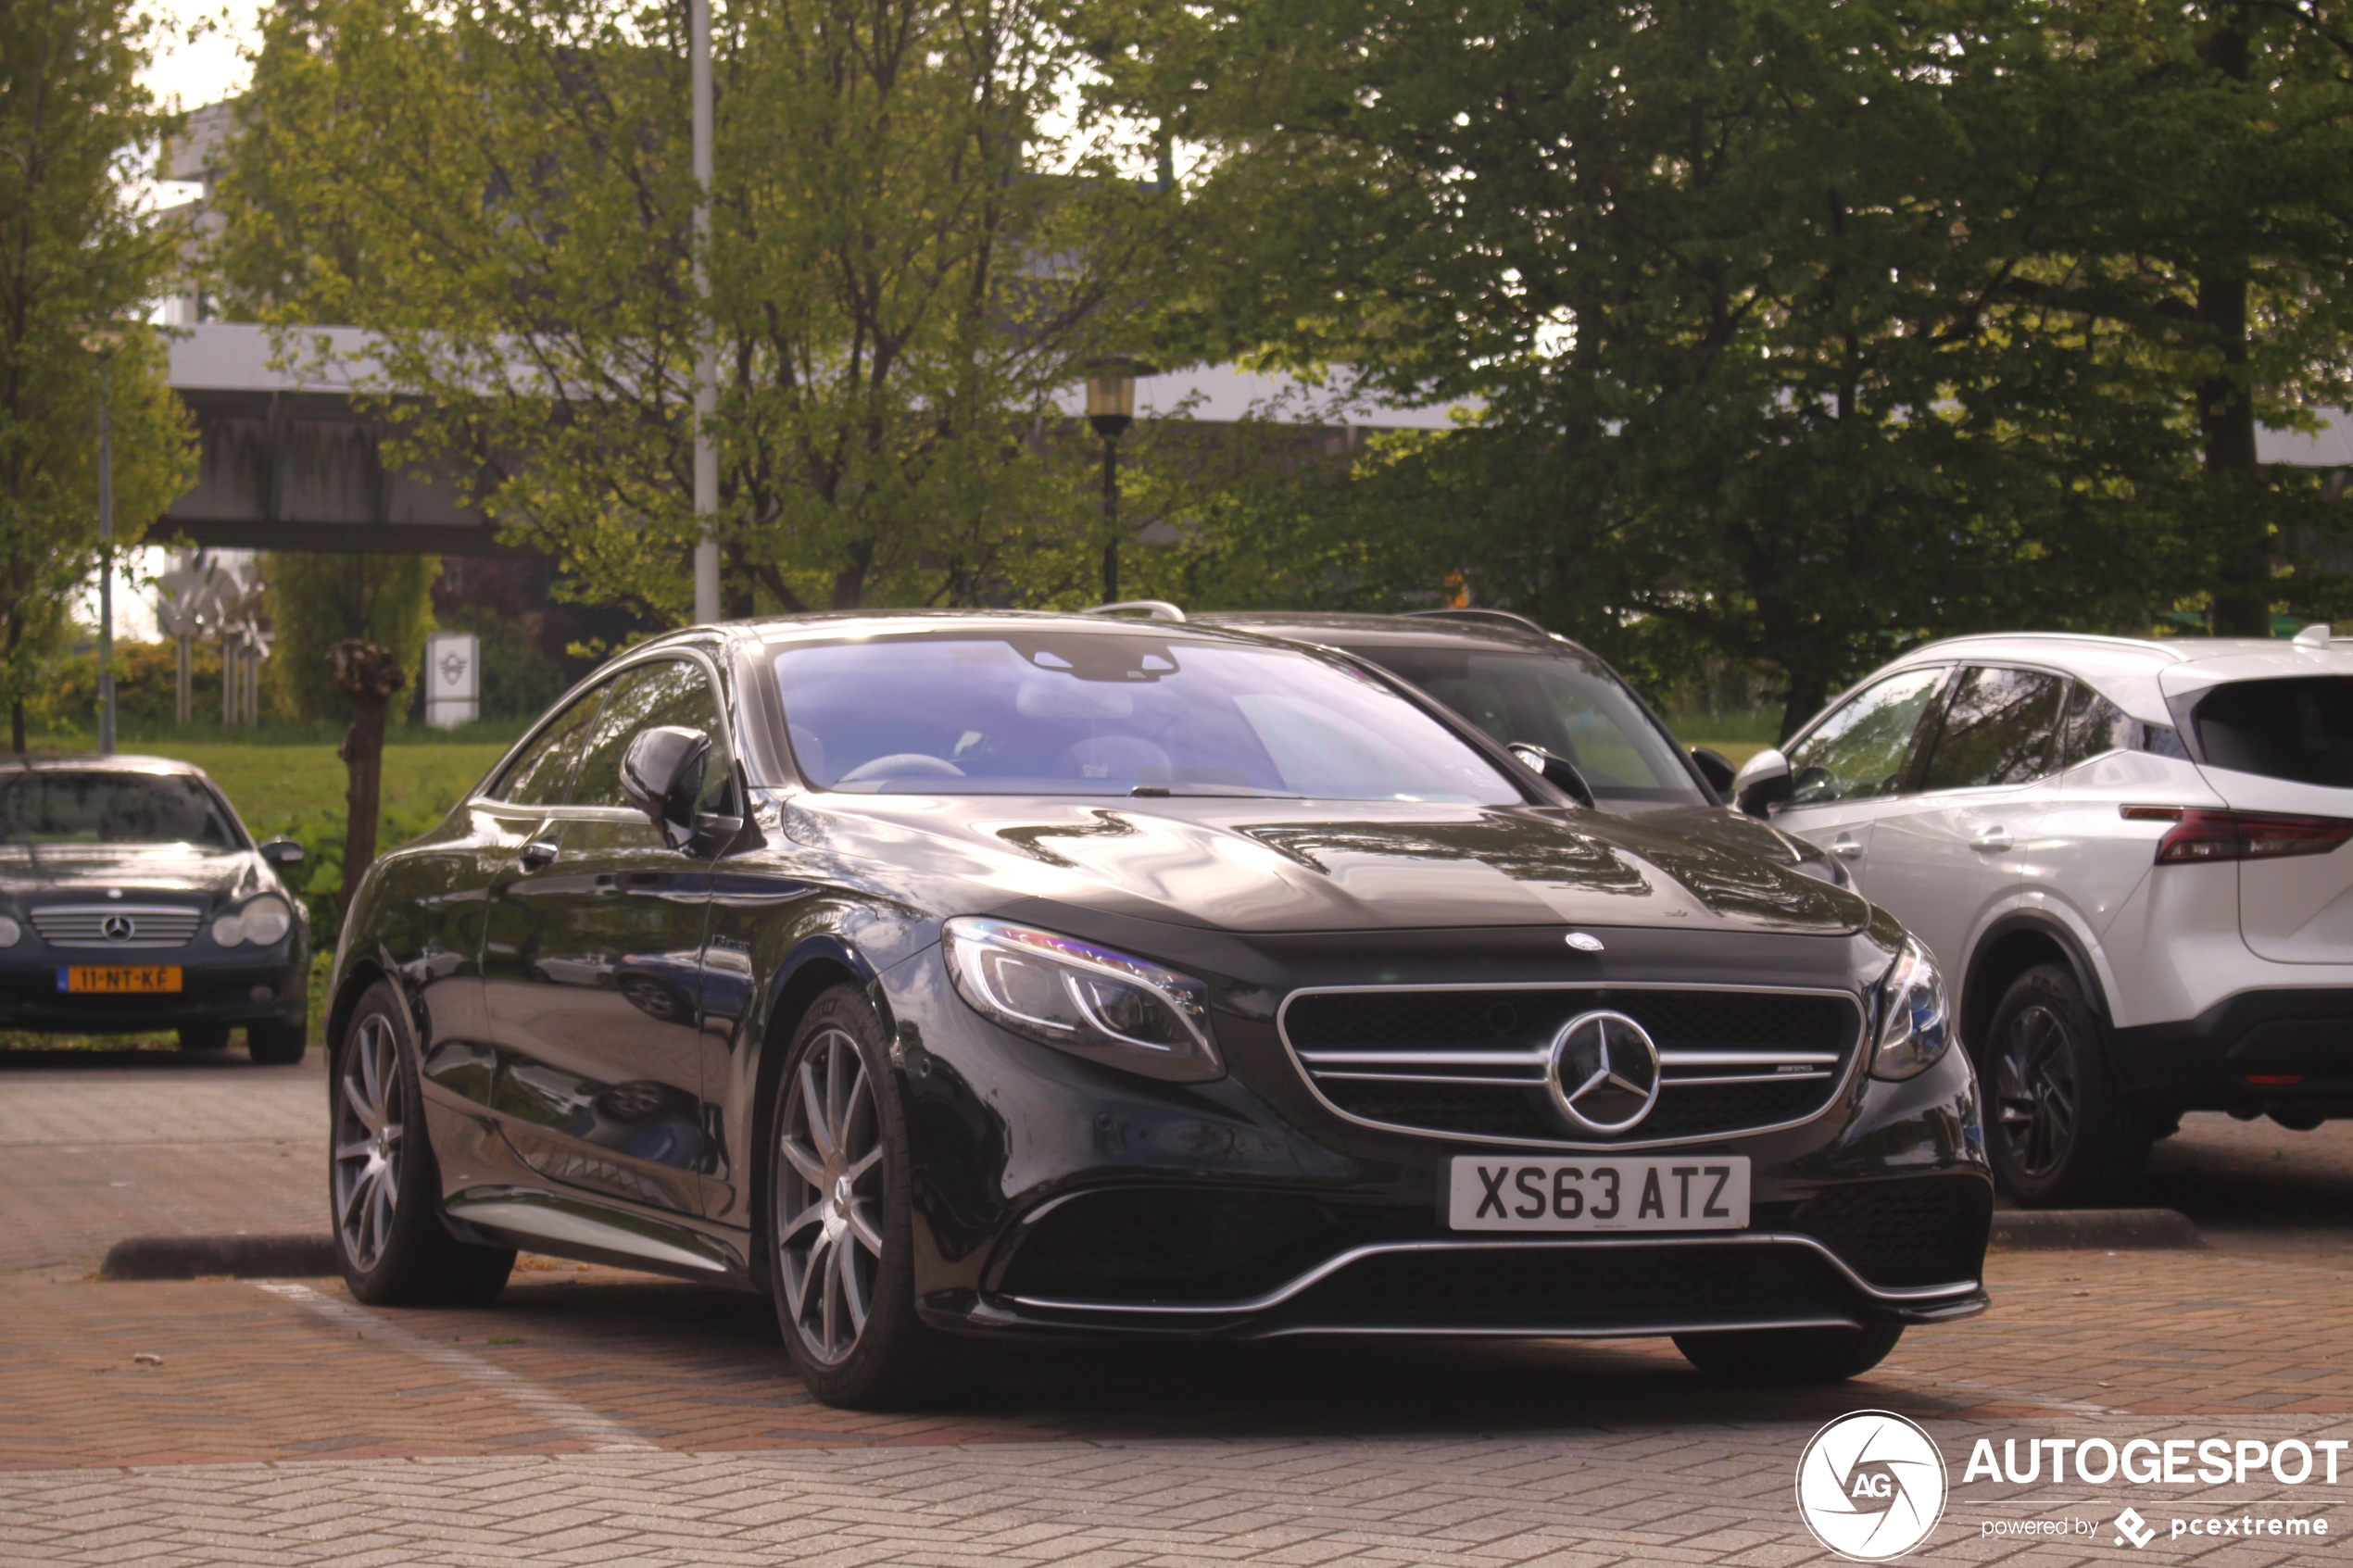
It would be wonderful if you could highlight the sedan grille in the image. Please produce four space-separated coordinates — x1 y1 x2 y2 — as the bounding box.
1281 985 1862 1146
29 904 204 949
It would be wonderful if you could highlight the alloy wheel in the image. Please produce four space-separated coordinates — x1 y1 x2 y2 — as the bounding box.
333 1014 406 1272
1993 1002 2077 1180
775 1026 885 1366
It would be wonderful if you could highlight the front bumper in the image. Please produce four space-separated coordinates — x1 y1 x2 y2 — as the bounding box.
864 921 1994 1344
0 956 307 1034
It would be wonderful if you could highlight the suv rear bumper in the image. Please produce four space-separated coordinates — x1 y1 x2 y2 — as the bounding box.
2112 987 2353 1108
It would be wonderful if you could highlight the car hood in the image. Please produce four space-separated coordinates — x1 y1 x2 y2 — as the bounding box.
785 795 1869 935
1623 802 1845 881
0 845 265 902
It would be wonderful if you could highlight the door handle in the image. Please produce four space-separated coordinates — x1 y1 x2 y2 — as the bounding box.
516 839 560 871
1972 827 2013 853
1830 834 1864 860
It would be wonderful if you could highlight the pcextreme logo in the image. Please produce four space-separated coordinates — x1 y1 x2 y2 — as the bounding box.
1795 1411 1949 1562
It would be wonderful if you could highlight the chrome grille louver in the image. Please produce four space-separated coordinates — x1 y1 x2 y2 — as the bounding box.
1280 984 1864 1148
29 904 204 949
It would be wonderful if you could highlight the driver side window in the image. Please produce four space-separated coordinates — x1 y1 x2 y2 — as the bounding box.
570 659 732 812
1785 668 1948 807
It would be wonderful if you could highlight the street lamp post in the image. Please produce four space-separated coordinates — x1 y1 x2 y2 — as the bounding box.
689 0 721 624
96 358 115 756
1087 371 1136 603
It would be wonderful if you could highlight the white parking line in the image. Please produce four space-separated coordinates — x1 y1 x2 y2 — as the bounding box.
251 1280 658 1452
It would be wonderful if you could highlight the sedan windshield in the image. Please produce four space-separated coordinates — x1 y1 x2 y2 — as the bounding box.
0 772 240 847
773 632 1524 802
1344 646 1705 806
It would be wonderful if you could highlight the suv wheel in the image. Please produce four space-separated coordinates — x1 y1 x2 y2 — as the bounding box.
331 982 514 1305
1673 1324 1902 1382
1982 963 2149 1206
767 984 986 1409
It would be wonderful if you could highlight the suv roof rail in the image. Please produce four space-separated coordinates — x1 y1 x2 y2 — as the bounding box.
1400 608 1553 637
1084 599 1188 622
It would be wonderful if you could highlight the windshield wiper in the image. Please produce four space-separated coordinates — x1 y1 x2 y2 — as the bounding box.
1129 785 1305 798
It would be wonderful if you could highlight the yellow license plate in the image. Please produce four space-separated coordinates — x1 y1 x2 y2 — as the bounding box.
58 966 182 994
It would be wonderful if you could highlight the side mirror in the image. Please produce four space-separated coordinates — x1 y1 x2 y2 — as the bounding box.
258 839 304 867
1730 747 1792 819
1509 743 1597 809
620 726 714 849
1689 746 1737 797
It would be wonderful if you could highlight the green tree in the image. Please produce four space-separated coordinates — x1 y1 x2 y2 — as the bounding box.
264 553 437 721
0 0 195 750
1093 0 2353 734
213 0 1177 621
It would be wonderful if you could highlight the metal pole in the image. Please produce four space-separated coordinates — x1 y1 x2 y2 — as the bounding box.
690 0 721 624
1100 435 1120 604
96 363 114 756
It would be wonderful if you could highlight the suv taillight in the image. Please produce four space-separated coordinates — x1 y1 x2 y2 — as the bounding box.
2122 805 2353 863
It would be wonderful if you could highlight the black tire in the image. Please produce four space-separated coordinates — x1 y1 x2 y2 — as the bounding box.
1980 963 2149 1206
248 1020 308 1065
177 1023 231 1051
331 982 513 1306
764 983 987 1409
1673 1324 1903 1383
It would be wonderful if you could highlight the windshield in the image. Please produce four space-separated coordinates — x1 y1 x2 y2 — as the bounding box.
1344 646 1705 805
772 633 1524 802
2193 676 2353 787
0 772 241 848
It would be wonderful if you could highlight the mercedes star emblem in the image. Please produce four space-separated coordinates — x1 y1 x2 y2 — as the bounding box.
1565 932 1604 952
1547 1009 1661 1135
101 914 134 943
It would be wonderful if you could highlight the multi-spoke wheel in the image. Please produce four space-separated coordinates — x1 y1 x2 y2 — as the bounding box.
331 982 514 1305
766 983 987 1409
1981 963 2147 1206
775 1026 886 1364
334 1014 406 1273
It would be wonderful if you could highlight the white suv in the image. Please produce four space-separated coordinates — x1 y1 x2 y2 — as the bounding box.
1730 630 2353 1203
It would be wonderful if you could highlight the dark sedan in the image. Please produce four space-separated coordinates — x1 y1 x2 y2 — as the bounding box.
330 612 1991 1408
0 756 309 1060
1193 608 1849 886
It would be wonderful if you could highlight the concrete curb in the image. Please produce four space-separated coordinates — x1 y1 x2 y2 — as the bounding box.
100 1235 339 1280
1991 1208 2204 1251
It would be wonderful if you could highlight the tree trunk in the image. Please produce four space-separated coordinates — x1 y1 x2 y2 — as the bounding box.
2198 16 2271 637
1779 666 1833 746
330 641 405 914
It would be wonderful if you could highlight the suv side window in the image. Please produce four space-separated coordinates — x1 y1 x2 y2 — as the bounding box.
1917 666 2068 791
1785 668 1948 806
569 658 733 812
495 684 609 806
2057 680 2133 770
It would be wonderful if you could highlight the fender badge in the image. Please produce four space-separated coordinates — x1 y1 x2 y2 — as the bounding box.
1565 932 1604 953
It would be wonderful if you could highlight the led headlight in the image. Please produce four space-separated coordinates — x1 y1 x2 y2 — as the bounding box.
942 916 1222 1082
1871 935 1952 1081
213 896 292 947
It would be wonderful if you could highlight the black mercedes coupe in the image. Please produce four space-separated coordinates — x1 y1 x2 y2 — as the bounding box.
0 756 309 1060
328 612 1991 1407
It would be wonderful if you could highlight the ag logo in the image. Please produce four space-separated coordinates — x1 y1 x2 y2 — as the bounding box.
1794 1411 1947 1562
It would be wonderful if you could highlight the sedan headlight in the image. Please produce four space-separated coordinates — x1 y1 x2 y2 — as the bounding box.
1871 935 1951 1081
942 916 1222 1082
213 896 293 947
0 916 19 947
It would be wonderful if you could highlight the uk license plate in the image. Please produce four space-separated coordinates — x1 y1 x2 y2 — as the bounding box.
58 966 182 994
1447 1155 1750 1232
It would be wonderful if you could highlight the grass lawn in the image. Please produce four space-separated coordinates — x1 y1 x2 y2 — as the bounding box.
152 740 516 840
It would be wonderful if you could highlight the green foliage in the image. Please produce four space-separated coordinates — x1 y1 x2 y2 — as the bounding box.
263 553 438 721
213 0 1185 621
1090 0 2353 734
0 0 194 747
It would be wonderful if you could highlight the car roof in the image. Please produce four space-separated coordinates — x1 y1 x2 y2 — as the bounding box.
0 754 208 778
1190 610 1599 656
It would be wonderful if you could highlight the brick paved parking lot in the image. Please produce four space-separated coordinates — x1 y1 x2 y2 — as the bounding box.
10 1054 2353 1564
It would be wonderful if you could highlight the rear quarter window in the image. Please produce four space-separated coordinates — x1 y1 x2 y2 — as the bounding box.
2192 676 2353 786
